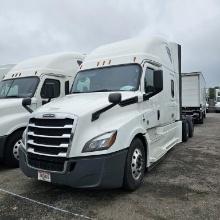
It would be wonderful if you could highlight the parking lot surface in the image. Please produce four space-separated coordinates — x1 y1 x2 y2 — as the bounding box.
0 113 220 220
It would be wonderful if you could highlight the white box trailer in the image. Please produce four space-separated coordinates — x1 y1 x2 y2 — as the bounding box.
0 64 16 80
19 37 193 190
182 72 206 123
0 52 84 167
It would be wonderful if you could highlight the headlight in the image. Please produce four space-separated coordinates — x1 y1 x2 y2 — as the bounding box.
82 131 117 153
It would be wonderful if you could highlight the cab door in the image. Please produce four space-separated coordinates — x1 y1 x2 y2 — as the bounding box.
34 76 63 108
142 67 163 129
142 65 164 162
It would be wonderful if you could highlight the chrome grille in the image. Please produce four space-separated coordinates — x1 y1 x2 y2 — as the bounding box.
27 117 74 158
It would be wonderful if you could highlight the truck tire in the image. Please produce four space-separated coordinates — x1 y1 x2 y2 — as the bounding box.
186 117 194 138
182 120 189 142
198 114 204 124
4 130 23 168
123 138 146 191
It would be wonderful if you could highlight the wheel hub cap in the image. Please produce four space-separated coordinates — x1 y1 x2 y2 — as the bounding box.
13 139 21 160
131 148 143 180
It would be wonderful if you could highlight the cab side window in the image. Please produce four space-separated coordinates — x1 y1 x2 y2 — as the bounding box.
41 79 60 98
65 81 69 95
144 68 154 93
144 68 163 94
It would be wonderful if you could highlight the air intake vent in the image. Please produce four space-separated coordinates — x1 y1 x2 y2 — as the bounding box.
27 116 74 168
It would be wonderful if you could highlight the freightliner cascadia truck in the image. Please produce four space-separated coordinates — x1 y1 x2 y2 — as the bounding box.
182 72 206 123
0 52 84 167
19 37 192 190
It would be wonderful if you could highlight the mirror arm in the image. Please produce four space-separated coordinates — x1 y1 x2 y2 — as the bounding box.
143 92 155 101
91 103 116 121
22 104 33 113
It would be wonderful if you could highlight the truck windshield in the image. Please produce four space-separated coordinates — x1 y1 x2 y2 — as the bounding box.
71 64 141 93
0 77 39 98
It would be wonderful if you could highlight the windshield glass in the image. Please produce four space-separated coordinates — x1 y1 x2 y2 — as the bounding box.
0 77 39 98
71 64 141 93
217 97 220 102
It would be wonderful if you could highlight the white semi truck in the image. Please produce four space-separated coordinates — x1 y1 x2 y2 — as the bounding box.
215 88 220 112
0 64 16 80
19 37 192 190
182 72 206 123
0 52 84 167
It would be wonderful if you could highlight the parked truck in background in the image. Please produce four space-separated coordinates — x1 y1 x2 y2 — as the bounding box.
0 52 84 167
0 64 16 80
215 88 220 112
182 72 206 123
20 37 193 190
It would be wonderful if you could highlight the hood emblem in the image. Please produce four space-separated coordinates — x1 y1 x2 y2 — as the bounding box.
43 113 55 118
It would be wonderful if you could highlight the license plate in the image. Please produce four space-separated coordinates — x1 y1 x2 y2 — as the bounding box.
38 171 51 182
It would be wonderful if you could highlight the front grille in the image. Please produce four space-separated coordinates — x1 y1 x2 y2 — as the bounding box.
29 118 73 127
27 117 74 157
27 153 66 172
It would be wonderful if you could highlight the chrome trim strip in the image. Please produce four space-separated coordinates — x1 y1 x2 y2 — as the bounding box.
28 132 71 138
28 124 73 129
27 140 68 148
27 148 67 157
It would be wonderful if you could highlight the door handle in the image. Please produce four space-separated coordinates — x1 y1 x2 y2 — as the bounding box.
157 110 160 120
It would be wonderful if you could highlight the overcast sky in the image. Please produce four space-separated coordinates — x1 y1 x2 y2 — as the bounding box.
0 0 219 86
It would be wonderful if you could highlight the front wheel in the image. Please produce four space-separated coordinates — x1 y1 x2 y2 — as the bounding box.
4 130 23 167
123 138 146 191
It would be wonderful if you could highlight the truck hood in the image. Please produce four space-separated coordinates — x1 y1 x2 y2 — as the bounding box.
0 98 24 116
35 92 138 117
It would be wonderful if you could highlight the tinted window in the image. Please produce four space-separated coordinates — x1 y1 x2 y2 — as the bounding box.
144 68 154 93
65 81 69 95
41 79 60 98
0 77 39 98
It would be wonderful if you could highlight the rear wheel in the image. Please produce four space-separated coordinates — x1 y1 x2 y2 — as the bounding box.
182 120 189 142
198 114 204 124
123 138 146 191
4 130 23 168
186 117 194 138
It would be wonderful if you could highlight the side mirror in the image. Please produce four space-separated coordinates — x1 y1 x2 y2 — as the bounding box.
108 93 122 105
22 98 31 106
22 98 33 113
44 83 56 99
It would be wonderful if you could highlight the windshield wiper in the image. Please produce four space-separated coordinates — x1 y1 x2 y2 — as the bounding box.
72 89 114 94
6 95 23 98
90 89 114 92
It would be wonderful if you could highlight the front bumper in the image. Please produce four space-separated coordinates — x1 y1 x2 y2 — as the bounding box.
19 147 128 189
0 135 7 159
